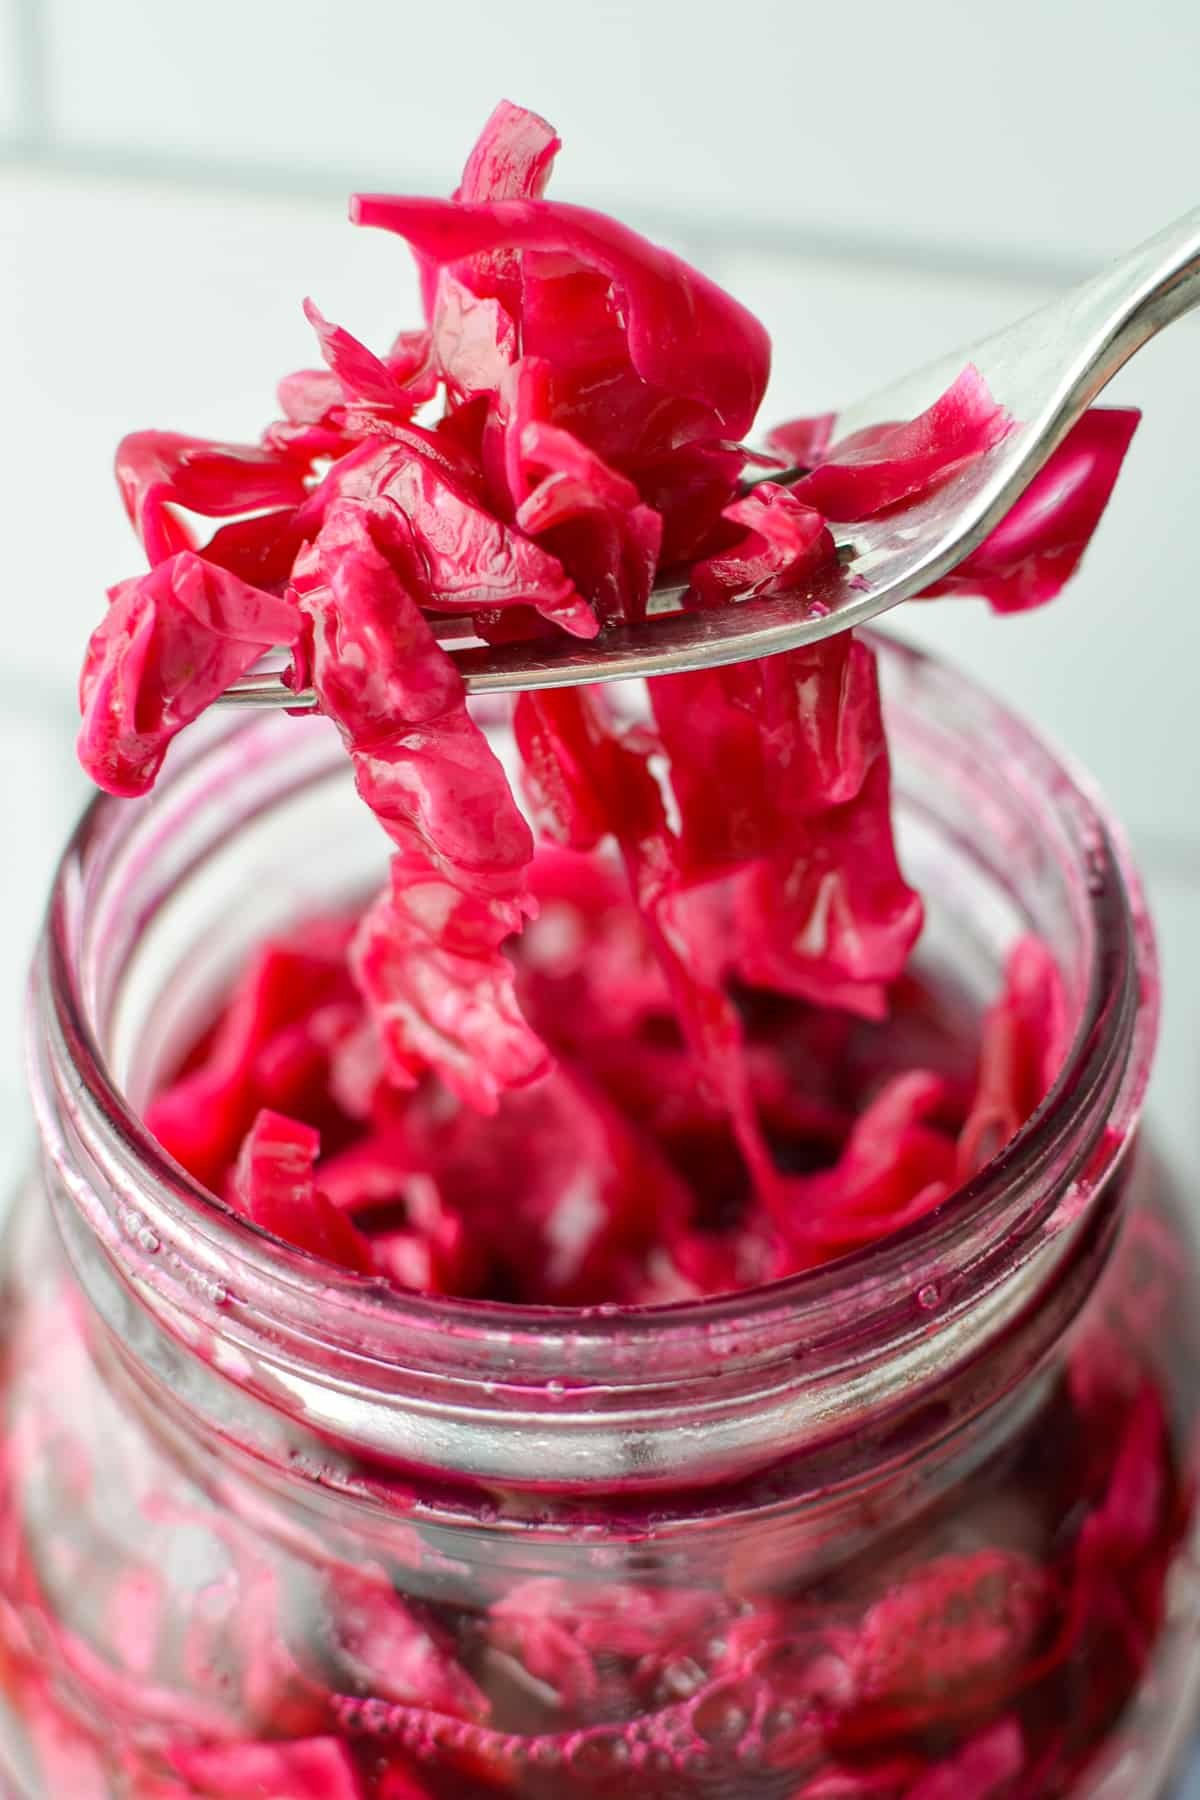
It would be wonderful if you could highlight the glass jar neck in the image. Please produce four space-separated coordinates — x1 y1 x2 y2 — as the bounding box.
26 639 1156 1502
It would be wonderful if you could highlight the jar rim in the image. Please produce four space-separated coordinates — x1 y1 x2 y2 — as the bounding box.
29 633 1157 1418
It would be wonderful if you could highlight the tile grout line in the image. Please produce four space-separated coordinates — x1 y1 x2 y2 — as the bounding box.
8 0 51 153
0 140 1092 293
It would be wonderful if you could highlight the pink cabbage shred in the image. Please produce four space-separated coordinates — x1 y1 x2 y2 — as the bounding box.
77 98 1138 1148
76 100 1138 1134
62 101 1166 1797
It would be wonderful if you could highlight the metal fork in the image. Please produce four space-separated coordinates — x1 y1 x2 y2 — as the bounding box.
222 205 1200 709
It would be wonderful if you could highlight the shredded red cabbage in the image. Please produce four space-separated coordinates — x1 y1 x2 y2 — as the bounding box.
787 365 1012 520
146 868 1068 1301
685 481 835 609
58 108 1169 1791
169 1736 367 1799
72 96 1146 1295
921 408 1141 612
230 1109 374 1275
79 553 303 796
114 431 310 565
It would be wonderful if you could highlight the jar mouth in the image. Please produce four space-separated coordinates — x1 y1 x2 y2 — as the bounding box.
30 634 1156 1400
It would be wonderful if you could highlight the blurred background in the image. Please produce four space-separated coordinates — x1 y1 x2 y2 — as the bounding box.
0 0 1197 1209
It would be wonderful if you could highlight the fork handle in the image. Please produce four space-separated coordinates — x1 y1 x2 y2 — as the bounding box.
1069 205 1200 393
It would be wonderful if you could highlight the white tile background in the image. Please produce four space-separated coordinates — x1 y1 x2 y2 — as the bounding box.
0 17 1198 1781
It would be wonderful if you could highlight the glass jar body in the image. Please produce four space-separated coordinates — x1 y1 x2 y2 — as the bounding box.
0 1152 1198 1797
4 640 1199 1797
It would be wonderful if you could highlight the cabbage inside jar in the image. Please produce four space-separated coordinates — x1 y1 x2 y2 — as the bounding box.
5 639 1198 1799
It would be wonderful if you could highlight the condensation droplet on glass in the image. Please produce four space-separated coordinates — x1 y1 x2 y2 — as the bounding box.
917 1281 941 1311
371 1698 399 1734
546 1379 565 1401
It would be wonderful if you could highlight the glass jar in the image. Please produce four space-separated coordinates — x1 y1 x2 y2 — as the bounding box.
3 638 1198 1799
